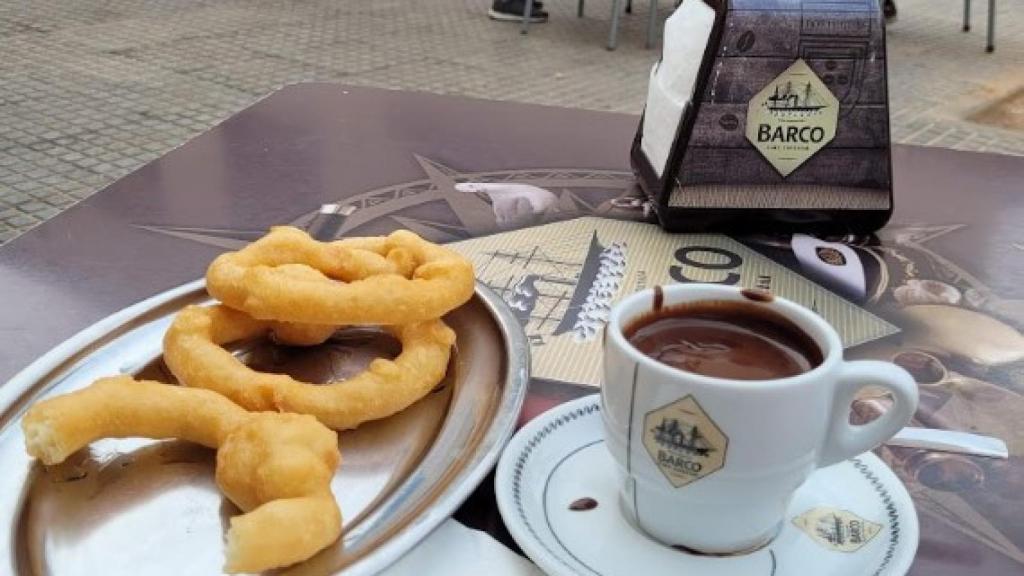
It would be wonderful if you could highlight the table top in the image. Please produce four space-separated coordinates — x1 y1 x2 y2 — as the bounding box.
2 83 1023 575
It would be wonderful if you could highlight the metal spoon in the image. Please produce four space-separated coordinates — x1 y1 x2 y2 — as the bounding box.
888 428 1009 459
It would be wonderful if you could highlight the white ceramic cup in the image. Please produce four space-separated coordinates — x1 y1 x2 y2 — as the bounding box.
601 284 918 554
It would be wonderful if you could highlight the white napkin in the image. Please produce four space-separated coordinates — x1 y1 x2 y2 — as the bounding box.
640 0 716 177
382 519 542 576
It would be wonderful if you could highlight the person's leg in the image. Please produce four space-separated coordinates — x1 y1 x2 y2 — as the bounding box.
489 0 549 23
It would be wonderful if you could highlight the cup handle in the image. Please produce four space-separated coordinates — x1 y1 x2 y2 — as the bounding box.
819 361 919 467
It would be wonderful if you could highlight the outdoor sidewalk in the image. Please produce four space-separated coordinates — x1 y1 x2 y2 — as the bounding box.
1 0 1021 244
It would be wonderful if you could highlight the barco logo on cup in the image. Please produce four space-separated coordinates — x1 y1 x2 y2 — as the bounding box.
642 395 727 488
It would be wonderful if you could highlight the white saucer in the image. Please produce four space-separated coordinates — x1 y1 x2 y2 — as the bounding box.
496 395 919 576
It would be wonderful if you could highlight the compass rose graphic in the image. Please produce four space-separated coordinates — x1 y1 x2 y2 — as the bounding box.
136 155 643 249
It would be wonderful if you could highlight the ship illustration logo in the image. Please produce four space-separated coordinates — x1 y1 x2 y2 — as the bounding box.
765 81 829 115
480 232 626 344
643 396 728 488
651 418 715 457
792 507 883 552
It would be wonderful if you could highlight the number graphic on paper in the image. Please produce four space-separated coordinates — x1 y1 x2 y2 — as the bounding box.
669 246 743 285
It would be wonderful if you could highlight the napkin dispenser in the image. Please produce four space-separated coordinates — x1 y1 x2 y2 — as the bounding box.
631 0 893 233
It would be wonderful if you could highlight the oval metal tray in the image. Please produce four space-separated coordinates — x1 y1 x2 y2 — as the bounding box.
0 280 528 575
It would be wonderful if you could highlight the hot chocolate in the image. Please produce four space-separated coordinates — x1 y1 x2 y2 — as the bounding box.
624 301 822 380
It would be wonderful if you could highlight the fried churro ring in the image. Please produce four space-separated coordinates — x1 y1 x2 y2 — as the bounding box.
164 304 456 430
206 226 475 324
268 319 338 346
21 376 342 574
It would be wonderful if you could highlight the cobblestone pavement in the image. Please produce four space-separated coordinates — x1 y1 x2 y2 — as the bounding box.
1 0 1022 244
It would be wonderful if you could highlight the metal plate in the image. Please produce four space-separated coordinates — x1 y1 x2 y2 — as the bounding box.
0 280 529 575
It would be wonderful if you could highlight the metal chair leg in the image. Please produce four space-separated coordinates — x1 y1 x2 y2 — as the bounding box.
578 0 585 18
521 0 534 35
646 0 659 49
626 0 633 14
608 0 624 50
986 0 995 52
963 0 971 31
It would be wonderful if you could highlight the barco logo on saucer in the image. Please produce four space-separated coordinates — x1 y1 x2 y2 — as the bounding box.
792 507 882 552
746 59 839 177
643 395 727 488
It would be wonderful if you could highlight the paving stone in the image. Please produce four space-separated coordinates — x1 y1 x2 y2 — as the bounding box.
16 200 47 213
5 214 36 227
34 206 60 219
1 191 31 204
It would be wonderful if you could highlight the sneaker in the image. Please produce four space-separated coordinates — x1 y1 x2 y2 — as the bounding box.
883 0 897 22
489 0 549 23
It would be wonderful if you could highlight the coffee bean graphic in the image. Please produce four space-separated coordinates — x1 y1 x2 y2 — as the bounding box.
719 114 740 131
737 31 755 53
